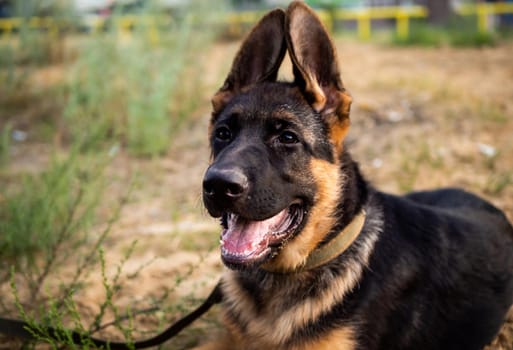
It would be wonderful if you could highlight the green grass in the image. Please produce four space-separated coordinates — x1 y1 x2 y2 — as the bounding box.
485 171 513 195
394 140 447 193
391 17 497 47
0 150 106 278
477 101 509 124
0 124 11 167
63 10 219 157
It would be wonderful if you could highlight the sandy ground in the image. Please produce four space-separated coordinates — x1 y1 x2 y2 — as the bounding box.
2 39 513 349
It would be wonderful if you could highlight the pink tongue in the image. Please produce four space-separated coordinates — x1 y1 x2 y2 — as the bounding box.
221 209 288 257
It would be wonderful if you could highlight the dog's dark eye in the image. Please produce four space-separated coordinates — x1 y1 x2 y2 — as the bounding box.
278 131 299 144
215 127 232 142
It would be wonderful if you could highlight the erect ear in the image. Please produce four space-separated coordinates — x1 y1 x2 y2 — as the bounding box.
286 1 352 149
211 9 287 115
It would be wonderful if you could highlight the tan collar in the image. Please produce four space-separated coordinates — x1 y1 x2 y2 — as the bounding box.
300 210 366 271
264 210 366 273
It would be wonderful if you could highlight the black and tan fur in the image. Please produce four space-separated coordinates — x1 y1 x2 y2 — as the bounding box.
198 2 513 349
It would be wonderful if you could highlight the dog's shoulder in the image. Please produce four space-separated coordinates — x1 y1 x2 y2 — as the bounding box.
379 187 513 236
405 187 509 218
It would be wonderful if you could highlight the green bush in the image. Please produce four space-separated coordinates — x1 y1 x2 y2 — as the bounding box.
449 30 495 47
393 23 445 47
0 124 11 167
0 151 105 276
63 2 222 156
392 17 497 47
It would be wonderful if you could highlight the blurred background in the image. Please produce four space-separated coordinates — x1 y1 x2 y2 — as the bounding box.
0 0 512 348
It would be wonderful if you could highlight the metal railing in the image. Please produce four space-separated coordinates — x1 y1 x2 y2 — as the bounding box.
217 6 427 40
1 2 513 41
333 5 427 40
456 2 513 33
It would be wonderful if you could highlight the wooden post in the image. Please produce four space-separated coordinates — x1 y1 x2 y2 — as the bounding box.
396 11 409 39
357 12 371 40
476 3 489 33
317 10 333 33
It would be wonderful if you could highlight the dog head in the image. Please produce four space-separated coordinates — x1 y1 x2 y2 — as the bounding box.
202 1 353 272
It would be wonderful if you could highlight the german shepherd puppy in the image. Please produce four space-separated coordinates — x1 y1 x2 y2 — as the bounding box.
199 2 513 349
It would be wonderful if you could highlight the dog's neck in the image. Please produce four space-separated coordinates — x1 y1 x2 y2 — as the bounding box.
298 209 366 271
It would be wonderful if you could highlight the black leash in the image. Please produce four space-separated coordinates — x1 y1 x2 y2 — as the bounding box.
0 281 222 349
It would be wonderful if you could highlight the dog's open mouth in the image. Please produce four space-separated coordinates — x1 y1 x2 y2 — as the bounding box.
220 203 305 268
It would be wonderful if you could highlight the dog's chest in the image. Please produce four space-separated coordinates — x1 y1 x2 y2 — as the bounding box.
220 270 359 349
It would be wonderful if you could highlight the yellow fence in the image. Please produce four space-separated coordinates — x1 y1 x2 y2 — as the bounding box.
0 17 60 39
224 6 427 40
334 6 427 40
456 2 513 33
1 2 513 41
0 15 169 43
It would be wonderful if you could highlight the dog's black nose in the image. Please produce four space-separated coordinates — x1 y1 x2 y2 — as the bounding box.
203 167 249 200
